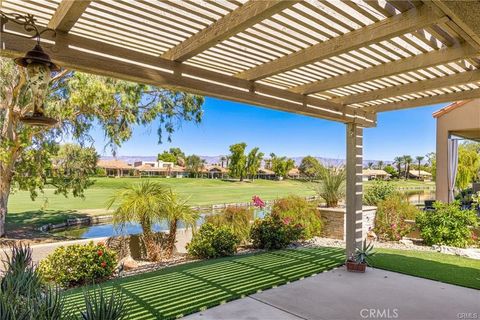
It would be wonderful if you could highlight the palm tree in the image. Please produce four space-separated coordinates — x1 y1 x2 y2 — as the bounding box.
393 156 403 177
220 156 226 168
378 160 384 170
161 189 199 258
403 155 413 179
367 162 374 169
415 156 424 178
107 181 165 261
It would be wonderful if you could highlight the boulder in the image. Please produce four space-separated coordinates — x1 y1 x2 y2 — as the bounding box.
433 245 480 260
399 239 413 246
119 255 139 271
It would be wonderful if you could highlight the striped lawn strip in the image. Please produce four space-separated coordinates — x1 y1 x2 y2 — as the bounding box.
65 247 344 319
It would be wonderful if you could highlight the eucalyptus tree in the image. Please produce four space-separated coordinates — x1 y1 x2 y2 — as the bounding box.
299 156 322 179
0 58 203 237
228 143 247 181
246 147 264 180
270 154 295 179
185 155 205 178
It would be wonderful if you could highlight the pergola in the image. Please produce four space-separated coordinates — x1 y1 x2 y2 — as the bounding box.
1 0 480 258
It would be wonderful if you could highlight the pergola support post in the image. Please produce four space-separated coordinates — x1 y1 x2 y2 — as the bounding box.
346 123 364 259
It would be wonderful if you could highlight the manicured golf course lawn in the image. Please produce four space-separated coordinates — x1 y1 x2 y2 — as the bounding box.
6 178 434 230
65 247 345 320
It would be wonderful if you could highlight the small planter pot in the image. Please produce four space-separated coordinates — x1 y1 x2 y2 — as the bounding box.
346 260 367 273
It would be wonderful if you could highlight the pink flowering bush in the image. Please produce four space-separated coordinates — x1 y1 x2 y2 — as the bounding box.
374 194 419 241
250 213 304 250
252 195 265 208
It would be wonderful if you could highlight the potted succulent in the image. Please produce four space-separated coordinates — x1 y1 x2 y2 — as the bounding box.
346 241 375 273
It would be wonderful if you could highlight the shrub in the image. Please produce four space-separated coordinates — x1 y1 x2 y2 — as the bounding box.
416 201 478 248
272 195 322 239
80 286 127 320
205 206 253 243
363 181 397 206
187 223 239 259
0 244 68 319
374 194 419 241
39 241 117 287
250 214 304 250
314 167 345 207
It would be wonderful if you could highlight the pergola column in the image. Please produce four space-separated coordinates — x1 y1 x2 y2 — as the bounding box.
346 123 364 259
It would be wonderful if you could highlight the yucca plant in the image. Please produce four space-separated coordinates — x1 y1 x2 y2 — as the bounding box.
80 286 127 320
354 241 375 265
314 166 346 207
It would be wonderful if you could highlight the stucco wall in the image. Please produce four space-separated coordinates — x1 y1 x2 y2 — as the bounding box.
435 101 480 202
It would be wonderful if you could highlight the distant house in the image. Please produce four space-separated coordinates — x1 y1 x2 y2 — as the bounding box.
408 170 432 181
135 163 185 178
257 168 276 180
288 168 300 179
362 169 390 181
97 159 135 177
203 165 228 179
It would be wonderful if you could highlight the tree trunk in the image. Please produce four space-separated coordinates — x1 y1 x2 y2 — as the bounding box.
141 218 160 261
165 219 177 258
0 167 13 238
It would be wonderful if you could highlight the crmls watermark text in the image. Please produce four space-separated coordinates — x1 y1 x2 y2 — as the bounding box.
360 308 399 319
457 313 479 319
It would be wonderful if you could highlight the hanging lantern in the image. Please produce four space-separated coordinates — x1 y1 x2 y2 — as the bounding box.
1 11 59 126
16 44 59 126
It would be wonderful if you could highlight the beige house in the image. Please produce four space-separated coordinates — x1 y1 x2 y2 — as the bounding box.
97 160 135 177
362 169 390 181
408 170 433 181
434 100 480 202
256 168 276 180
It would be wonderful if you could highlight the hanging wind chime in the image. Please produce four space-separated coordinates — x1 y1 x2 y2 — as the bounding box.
1 11 59 126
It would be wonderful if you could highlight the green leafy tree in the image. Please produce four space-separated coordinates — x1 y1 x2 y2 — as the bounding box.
456 142 480 190
158 147 186 165
157 151 176 163
377 160 384 170
228 143 247 181
185 155 205 177
0 58 203 237
246 147 264 180
383 165 398 178
270 153 295 179
299 156 322 179
426 152 436 180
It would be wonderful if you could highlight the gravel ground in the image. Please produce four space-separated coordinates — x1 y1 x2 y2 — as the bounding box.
302 237 436 252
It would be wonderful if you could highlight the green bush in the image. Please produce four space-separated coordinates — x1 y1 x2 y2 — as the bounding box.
187 223 240 259
39 241 117 287
205 206 253 243
364 181 397 206
272 195 322 239
374 194 419 241
250 213 304 250
416 201 478 248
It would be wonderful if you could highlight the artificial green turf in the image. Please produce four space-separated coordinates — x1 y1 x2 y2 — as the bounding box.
65 247 344 320
372 248 480 290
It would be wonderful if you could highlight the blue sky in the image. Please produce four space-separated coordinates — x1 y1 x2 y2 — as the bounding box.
89 97 448 161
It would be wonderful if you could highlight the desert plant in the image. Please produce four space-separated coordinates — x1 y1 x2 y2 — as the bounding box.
250 214 304 250
314 167 346 207
374 194 419 241
271 195 322 239
161 189 199 258
187 223 240 259
205 206 253 243
363 181 397 206
107 181 166 261
416 201 478 248
39 241 117 287
79 286 127 320
0 244 68 319
353 241 375 265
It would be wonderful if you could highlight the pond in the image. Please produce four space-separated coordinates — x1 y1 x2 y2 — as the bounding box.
53 209 268 239
52 190 434 239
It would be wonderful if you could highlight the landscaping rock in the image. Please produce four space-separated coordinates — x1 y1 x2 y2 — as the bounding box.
119 255 139 270
399 239 413 246
432 245 480 260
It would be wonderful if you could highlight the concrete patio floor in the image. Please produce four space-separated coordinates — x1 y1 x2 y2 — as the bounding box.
185 267 479 320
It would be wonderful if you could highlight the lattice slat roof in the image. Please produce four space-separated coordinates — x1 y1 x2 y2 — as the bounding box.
2 0 480 127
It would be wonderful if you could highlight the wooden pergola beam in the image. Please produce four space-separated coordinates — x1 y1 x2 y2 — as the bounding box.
161 0 298 62
234 5 447 81
365 88 480 113
333 70 480 105
432 0 480 51
291 44 477 95
0 26 375 127
47 0 91 32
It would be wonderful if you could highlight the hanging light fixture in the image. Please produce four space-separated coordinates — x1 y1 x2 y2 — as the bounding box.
1 12 59 126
